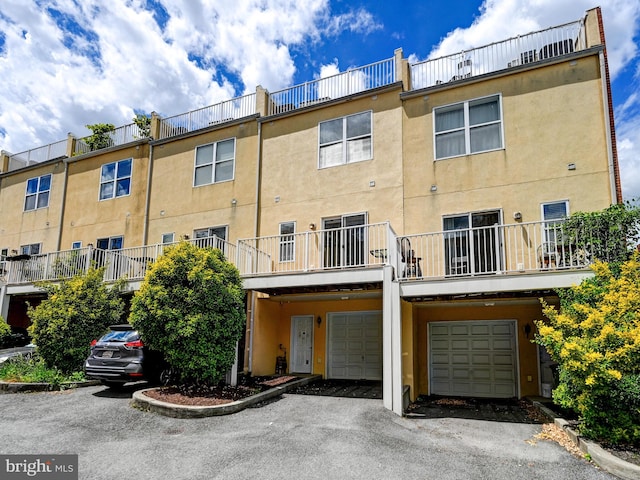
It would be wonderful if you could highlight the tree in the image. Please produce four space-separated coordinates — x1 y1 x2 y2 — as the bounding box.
28 267 125 374
563 201 640 264
85 123 115 151
132 113 151 138
0 319 10 347
535 257 640 446
129 242 245 385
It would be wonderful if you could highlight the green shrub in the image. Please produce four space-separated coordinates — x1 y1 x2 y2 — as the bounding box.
129 241 245 385
0 319 10 346
28 267 124 374
536 257 640 446
0 355 85 389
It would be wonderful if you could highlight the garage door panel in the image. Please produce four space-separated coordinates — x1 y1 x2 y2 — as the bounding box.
328 312 382 380
429 320 517 398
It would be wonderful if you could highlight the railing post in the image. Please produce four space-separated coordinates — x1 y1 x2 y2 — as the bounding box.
304 232 309 272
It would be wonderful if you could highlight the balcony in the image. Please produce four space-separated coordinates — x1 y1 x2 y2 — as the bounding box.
74 122 149 156
1 219 608 295
5 139 68 172
410 19 586 91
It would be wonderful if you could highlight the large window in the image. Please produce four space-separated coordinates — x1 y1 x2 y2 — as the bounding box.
194 226 228 252
542 201 569 243
194 139 235 186
20 243 41 256
279 222 295 262
319 111 372 168
97 236 123 250
434 95 503 160
24 174 52 211
100 159 132 200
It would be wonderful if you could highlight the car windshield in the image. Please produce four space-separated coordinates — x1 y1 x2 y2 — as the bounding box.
99 330 139 343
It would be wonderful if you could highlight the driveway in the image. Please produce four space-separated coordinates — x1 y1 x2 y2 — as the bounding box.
0 385 615 480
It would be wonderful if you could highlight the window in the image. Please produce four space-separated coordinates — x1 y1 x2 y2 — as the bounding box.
24 174 52 211
161 233 175 244
96 236 123 250
194 139 235 186
434 95 503 160
100 159 132 200
319 111 372 168
194 226 228 251
542 201 569 243
279 222 295 262
71 241 82 249
20 243 41 256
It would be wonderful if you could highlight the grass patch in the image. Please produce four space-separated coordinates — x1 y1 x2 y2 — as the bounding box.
0 355 85 389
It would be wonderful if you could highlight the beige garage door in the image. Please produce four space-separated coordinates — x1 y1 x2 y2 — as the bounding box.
429 320 517 397
327 311 382 380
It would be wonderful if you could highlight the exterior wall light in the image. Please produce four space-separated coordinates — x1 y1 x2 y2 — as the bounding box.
430 185 437 192
317 316 322 326
309 223 316 230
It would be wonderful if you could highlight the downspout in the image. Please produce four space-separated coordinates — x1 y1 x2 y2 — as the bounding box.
142 143 154 245
55 160 69 251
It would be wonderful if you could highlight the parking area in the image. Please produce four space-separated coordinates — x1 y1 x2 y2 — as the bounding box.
0 385 616 480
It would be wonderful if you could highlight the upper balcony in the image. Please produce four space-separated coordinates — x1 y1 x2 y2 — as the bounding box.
409 19 586 91
1 219 607 298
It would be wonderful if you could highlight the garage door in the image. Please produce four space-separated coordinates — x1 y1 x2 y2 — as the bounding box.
327 312 382 380
429 320 517 397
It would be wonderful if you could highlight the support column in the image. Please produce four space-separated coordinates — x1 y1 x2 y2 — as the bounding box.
382 264 402 414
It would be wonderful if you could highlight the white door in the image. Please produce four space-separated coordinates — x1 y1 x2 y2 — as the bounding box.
429 320 517 397
327 311 382 380
290 315 314 374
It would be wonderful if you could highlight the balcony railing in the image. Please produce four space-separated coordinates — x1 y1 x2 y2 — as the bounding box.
238 222 393 276
268 58 396 116
158 93 257 140
410 19 585 90
4 236 235 286
74 122 149 155
395 219 597 281
7 139 68 172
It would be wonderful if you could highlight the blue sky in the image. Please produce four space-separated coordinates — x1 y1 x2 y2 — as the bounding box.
0 0 639 199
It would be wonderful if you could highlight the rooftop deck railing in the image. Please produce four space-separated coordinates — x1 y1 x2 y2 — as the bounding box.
158 93 257 140
74 122 148 156
410 19 585 91
237 222 393 276
268 57 396 116
7 139 68 172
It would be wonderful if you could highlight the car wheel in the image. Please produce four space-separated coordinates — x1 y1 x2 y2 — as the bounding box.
158 367 175 386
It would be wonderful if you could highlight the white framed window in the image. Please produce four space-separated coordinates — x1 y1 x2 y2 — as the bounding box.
434 94 503 160
161 233 175 244
96 236 123 250
319 111 372 168
24 174 52 211
71 241 82 249
194 138 235 186
279 222 295 262
541 200 569 243
20 243 41 256
100 159 132 200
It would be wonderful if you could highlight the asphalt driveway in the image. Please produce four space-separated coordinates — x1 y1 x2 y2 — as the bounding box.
0 385 616 480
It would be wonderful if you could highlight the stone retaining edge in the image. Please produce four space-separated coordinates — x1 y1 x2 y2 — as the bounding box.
532 400 640 480
131 375 322 419
0 380 101 393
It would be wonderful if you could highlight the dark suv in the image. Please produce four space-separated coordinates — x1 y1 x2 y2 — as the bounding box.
84 325 170 388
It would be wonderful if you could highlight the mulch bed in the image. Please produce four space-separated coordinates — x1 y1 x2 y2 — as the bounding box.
143 375 297 407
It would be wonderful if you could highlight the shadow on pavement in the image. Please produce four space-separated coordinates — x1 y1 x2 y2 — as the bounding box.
92 381 151 399
288 379 382 399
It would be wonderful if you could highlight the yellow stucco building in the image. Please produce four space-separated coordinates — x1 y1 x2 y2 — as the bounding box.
0 7 621 414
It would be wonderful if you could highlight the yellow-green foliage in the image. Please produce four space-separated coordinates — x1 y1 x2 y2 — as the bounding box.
0 318 10 345
129 241 245 385
536 256 640 445
28 267 125 374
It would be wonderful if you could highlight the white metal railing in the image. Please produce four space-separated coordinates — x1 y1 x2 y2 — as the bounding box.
238 222 391 275
268 58 396 116
158 93 257 140
396 219 596 281
6 247 93 284
74 122 148 155
7 139 68 172
410 19 585 90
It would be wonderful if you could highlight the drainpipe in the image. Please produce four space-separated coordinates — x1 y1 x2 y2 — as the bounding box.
55 160 69 251
142 143 154 245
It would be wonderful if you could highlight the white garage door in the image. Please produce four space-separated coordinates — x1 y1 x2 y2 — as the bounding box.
429 320 517 398
327 311 382 380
